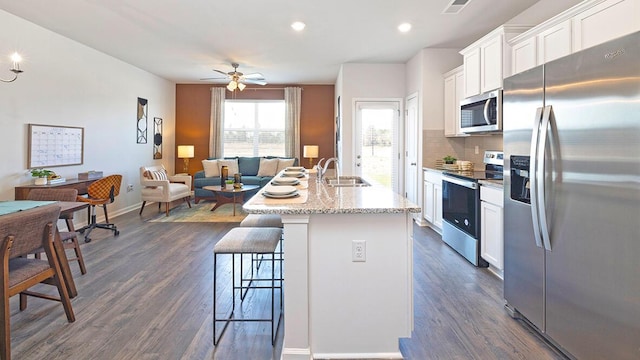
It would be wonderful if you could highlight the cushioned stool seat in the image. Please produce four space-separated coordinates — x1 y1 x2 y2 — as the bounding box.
213 227 283 346
240 214 283 228
241 215 284 269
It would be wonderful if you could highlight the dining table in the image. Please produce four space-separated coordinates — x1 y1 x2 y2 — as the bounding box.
0 200 89 298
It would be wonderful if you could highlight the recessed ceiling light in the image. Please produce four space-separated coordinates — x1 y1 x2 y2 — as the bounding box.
291 21 306 31
398 23 412 33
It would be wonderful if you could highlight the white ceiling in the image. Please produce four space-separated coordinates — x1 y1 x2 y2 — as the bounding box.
0 0 576 85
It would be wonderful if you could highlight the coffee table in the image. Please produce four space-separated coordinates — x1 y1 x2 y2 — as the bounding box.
203 184 260 215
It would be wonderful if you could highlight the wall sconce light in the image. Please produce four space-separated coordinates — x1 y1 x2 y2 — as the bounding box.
177 145 195 173
1 52 24 83
303 145 319 168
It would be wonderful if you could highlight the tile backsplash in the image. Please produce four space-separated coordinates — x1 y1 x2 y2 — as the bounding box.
423 130 503 170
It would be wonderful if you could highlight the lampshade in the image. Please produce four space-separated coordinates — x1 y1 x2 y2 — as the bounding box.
303 145 319 158
177 145 194 159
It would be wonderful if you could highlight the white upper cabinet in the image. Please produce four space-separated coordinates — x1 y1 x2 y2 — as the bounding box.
461 26 530 98
444 66 467 137
480 35 504 93
572 0 640 52
509 0 639 76
511 37 537 75
537 20 573 64
462 47 481 98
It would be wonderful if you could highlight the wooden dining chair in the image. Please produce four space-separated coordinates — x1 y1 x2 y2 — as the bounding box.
0 204 75 360
26 188 87 274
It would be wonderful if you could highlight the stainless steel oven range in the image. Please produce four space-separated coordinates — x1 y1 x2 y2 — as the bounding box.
441 151 503 266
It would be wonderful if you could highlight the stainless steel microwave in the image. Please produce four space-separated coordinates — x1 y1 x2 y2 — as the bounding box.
460 90 502 133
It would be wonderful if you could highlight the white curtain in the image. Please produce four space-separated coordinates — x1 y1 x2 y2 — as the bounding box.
284 87 302 159
209 87 226 158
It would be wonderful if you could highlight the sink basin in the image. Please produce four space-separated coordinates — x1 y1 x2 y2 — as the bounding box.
324 176 371 187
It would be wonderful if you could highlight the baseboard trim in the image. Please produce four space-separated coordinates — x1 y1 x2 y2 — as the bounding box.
312 351 403 359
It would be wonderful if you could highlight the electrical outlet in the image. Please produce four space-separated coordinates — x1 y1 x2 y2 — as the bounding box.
475 145 480 154
127 184 134 192
352 240 366 262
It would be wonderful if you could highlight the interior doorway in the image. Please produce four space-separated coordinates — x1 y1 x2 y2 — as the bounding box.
354 100 401 193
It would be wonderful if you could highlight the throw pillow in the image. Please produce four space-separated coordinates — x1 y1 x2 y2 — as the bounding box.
202 159 219 177
257 158 279 177
218 159 239 178
150 169 168 180
276 158 296 173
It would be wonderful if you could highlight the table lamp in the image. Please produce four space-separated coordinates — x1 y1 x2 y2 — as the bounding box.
177 145 194 173
303 145 319 168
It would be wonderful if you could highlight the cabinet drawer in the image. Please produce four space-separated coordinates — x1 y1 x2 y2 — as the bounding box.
423 169 442 184
480 186 503 207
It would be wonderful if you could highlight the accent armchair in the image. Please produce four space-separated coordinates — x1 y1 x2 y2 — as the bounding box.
139 165 192 216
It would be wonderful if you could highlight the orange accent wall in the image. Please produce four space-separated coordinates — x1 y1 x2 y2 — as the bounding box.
175 84 335 173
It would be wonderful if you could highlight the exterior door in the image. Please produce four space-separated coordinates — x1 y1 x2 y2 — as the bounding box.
354 101 400 193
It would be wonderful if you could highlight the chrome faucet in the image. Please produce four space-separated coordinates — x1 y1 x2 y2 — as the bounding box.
315 158 326 182
322 157 340 180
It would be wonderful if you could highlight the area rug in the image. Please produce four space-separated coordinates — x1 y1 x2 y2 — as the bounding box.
147 201 247 223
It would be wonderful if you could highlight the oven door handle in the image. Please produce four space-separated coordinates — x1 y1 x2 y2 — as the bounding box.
443 176 477 190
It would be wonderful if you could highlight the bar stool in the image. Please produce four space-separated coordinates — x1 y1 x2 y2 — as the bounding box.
213 227 283 346
241 214 284 271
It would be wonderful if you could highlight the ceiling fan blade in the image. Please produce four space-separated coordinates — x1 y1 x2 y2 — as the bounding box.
200 77 227 81
244 79 267 86
243 72 264 79
212 69 230 77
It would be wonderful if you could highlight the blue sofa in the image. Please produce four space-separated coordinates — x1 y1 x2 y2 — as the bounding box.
193 156 298 203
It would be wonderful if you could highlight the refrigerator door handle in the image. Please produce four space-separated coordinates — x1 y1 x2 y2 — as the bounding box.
537 105 553 251
529 106 544 249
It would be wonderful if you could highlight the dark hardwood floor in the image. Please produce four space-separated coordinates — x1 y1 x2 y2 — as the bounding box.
8 208 565 359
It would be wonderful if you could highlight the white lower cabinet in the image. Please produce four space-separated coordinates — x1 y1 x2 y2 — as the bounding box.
423 169 443 231
480 185 504 277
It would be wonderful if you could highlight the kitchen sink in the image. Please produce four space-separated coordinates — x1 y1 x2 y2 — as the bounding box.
324 176 371 187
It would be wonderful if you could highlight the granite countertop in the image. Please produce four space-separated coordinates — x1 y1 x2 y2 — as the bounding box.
243 173 421 215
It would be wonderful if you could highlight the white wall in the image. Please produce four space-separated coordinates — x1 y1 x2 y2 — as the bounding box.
0 10 176 218
336 63 405 175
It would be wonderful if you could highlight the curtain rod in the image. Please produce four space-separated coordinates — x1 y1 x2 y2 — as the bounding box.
211 86 303 91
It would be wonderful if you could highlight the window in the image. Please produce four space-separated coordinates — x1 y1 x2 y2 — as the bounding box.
223 100 286 157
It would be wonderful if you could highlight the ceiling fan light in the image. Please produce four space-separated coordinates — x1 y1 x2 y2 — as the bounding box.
227 80 237 91
237 82 246 91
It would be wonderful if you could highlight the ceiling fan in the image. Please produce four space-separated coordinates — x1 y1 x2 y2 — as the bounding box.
202 63 267 91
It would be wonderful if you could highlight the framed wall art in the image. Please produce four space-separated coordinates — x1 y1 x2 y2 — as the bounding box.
28 124 84 168
137 97 148 144
153 117 163 159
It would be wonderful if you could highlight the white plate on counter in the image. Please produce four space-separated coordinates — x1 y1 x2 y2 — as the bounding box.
263 185 297 195
271 178 300 186
285 166 305 171
263 191 300 199
282 171 305 178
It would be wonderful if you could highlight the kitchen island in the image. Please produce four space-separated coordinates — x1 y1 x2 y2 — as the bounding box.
243 173 421 360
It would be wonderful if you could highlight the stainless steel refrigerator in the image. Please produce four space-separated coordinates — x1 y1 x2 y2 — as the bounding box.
503 31 639 360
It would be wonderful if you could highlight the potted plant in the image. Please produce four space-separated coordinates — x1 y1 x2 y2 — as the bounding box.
31 169 54 185
443 155 457 164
